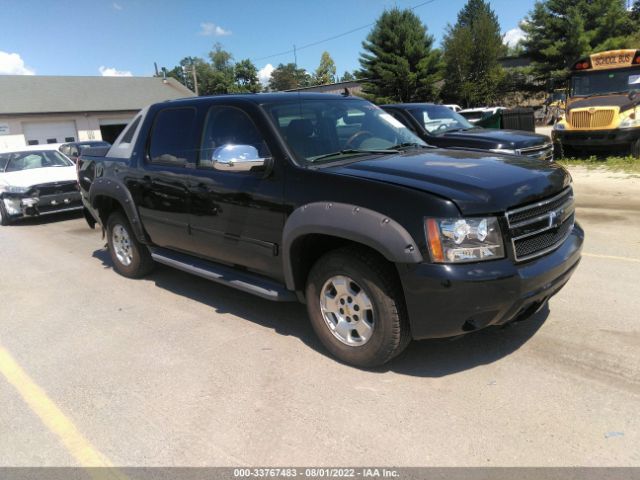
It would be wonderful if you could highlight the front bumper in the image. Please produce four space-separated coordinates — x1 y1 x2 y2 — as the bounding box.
2 191 83 220
553 128 640 147
398 222 584 340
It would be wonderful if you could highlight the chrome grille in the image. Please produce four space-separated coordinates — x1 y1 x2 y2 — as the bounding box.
568 109 615 129
506 187 575 262
517 143 553 162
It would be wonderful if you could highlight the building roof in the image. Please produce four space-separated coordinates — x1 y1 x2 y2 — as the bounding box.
0 75 195 115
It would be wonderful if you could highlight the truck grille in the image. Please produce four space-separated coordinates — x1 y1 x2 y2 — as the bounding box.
31 181 78 196
518 143 553 161
505 187 575 262
568 109 615 129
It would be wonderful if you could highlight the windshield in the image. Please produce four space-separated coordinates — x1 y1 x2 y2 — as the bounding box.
571 67 640 96
262 98 427 165
0 150 73 172
408 105 475 135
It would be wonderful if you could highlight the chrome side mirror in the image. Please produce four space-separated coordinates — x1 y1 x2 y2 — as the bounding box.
211 144 266 172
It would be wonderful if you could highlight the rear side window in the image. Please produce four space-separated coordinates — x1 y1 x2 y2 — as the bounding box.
149 107 197 166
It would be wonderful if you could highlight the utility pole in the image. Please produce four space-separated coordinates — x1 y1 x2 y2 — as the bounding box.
191 59 199 96
293 44 298 88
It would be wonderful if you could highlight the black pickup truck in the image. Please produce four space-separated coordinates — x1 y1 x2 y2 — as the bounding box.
78 93 583 367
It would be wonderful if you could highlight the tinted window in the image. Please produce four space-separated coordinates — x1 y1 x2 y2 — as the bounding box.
120 116 141 144
199 106 270 169
149 108 197 166
263 98 425 164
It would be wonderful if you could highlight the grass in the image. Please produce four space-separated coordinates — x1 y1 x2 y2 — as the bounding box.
557 155 640 174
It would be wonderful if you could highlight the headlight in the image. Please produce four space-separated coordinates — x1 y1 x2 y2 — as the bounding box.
0 185 30 194
620 117 640 129
553 122 566 130
2 197 23 215
490 148 517 155
426 217 505 263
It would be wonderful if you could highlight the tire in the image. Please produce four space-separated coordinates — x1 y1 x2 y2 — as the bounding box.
305 247 411 367
631 139 640 159
0 202 11 226
106 211 154 278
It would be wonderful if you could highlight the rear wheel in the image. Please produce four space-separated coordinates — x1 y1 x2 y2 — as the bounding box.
106 211 154 278
305 247 411 367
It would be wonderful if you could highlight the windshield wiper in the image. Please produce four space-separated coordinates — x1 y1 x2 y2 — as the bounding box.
308 149 399 163
388 142 432 151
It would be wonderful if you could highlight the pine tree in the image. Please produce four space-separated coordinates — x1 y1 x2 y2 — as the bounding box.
358 8 441 103
340 71 356 82
522 0 635 84
313 52 337 85
441 0 505 106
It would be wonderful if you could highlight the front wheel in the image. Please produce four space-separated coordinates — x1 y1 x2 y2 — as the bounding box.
0 202 12 226
106 211 154 278
305 247 411 367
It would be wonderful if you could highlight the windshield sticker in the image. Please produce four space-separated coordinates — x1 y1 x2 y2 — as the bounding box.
629 75 640 85
379 113 405 129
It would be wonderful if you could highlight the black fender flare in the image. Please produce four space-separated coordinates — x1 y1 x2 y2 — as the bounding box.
88 177 147 243
282 202 423 290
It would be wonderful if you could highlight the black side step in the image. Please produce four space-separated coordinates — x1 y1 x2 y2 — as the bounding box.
149 247 297 302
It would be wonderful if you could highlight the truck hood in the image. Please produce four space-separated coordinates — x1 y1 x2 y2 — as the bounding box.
440 128 550 149
328 149 571 215
0 166 77 189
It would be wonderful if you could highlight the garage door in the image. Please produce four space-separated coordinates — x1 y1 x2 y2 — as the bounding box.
22 121 77 145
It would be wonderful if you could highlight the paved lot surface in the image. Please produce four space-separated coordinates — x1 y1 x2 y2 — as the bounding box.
1 167 638 467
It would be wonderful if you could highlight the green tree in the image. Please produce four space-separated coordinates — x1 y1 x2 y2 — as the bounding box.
633 1 640 22
234 59 261 93
268 63 310 91
358 8 441 103
313 51 337 85
339 71 356 82
522 0 635 85
441 0 506 106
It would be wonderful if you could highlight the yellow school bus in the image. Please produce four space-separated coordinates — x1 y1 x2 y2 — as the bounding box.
553 49 640 157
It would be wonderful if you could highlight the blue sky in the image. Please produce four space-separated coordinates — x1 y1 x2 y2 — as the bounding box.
0 0 534 81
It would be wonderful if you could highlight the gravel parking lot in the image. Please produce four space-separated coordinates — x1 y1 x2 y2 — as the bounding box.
1 167 638 467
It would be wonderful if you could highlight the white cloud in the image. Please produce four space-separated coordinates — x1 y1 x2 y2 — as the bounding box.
258 63 274 85
112 2 123 10
0 51 35 75
198 22 231 36
503 27 526 47
99 65 133 77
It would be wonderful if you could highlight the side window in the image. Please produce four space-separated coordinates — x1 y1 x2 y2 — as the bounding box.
149 108 197 166
199 106 270 169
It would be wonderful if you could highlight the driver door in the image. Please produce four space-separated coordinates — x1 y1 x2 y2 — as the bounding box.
186 103 285 278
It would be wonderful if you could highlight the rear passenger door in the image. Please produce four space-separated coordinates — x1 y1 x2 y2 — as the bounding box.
186 103 285 279
136 107 197 252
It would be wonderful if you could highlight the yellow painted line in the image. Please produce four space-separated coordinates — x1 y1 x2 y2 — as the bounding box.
583 252 640 263
0 345 127 479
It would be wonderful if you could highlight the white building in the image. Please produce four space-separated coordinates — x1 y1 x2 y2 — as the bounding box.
0 75 194 149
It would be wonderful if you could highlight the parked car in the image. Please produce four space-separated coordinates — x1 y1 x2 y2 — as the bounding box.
59 141 111 163
382 103 554 161
78 93 583 367
443 104 462 113
459 106 507 123
0 146 82 225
